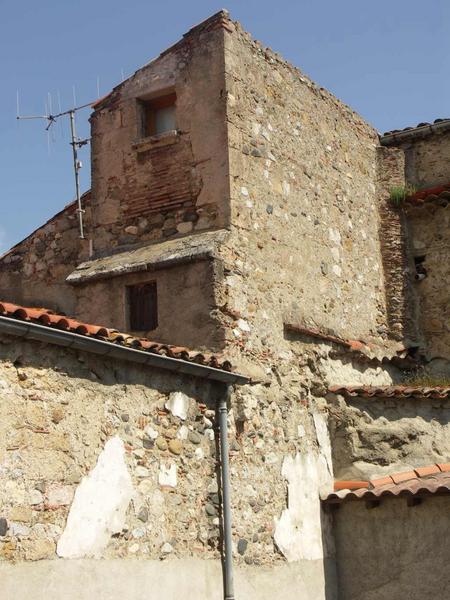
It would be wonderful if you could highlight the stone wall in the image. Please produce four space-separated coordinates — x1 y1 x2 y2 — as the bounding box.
0 332 337 599
0 196 91 315
219 16 391 368
89 13 230 257
332 496 450 600
327 391 450 479
376 148 422 344
406 203 450 362
400 129 450 189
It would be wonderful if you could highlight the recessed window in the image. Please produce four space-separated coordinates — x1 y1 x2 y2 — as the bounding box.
141 92 176 137
127 282 158 331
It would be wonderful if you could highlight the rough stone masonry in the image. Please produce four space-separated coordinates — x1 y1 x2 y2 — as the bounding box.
0 8 449 600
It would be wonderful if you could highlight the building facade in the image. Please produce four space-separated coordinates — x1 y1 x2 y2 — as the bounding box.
0 10 449 600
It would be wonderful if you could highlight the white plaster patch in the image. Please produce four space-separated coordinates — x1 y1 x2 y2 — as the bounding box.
240 186 249 197
165 391 189 420
282 181 290 196
313 413 333 484
332 264 342 277
158 463 177 488
274 449 333 562
57 436 134 558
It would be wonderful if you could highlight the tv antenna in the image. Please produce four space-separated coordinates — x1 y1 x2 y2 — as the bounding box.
17 95 93 239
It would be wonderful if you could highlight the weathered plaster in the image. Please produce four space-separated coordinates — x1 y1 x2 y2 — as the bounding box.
57 437 134 558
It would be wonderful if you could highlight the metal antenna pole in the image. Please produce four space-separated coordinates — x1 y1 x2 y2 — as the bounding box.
68 110 85 239
16 98 93 240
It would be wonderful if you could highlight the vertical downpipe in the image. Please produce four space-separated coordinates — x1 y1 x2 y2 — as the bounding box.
218 385 235 600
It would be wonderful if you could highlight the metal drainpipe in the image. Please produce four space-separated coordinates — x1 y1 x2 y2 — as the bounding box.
217 384 235 600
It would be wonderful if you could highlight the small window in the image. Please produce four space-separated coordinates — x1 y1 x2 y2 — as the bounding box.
127 282 158 331
141 92 176 137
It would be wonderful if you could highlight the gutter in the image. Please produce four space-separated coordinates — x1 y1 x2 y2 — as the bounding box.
0 315 249 385
380 119 450 146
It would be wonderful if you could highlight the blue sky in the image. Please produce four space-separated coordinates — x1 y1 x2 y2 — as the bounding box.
1 0 449 253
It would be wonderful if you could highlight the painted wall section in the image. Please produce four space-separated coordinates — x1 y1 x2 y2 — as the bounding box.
274 414 333 563
57 437 134 558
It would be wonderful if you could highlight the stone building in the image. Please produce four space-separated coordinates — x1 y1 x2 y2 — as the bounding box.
0 10 449 600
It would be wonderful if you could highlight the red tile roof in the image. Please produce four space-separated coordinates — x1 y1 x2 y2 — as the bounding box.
0 301 233 372
405 183 450 208
284 323 411 365
324 463 450 504
329 385 450 400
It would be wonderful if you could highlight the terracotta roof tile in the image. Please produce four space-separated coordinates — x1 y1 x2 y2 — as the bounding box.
329 385 450 400
325 462 450 504
414 465 440 478
382 118 450 137
0 301 233 373
405 183 450 208
390 470 416 485
284 323 412 365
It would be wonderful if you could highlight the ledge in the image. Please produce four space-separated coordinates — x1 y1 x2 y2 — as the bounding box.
132 130 179 153
66 230 229 284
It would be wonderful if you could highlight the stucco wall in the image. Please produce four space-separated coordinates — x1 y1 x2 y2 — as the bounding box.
332 496 450 600
74 259 224 349
0 558 336 600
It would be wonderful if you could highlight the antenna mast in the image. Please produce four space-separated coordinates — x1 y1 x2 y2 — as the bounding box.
17 99 93 240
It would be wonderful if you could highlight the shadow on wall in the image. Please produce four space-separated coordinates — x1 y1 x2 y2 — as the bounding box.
379 201 422 347
332 495 450 600
321 507 339 600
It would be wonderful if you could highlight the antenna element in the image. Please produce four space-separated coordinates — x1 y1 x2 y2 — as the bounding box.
17 99 93 239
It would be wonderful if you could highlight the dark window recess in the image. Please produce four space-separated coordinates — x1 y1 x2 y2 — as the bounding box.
141 92 176 137
414 255 427 280
127 282 158 331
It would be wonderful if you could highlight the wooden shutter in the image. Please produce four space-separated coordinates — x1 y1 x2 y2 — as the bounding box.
128 282 158 331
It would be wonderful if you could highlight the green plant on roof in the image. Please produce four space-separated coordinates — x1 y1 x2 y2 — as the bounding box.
389 184 417 206
404 371 450 387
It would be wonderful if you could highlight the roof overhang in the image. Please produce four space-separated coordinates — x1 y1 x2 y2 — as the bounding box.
0 315 249 385
66 230 228 285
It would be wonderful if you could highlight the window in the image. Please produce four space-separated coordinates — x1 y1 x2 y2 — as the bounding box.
127 282 158 331
141 92 176 137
